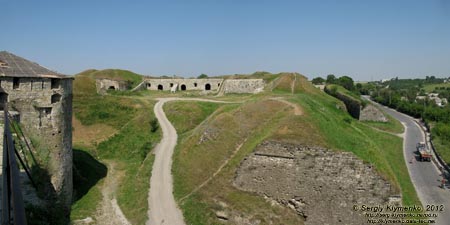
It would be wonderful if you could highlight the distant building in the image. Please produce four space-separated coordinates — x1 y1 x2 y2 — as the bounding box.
418 93 448 107
428 93 439 98
415 96 426 101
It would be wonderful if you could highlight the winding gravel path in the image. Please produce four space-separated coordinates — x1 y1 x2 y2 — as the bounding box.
147 98 236 225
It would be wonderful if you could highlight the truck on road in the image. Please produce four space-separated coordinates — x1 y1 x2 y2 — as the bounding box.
417 142 432 162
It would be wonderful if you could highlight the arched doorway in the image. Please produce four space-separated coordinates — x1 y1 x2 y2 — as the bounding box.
205 83 211 90
0 92 8 110
108 86 116 90
158 84 163 90
181 84 186 91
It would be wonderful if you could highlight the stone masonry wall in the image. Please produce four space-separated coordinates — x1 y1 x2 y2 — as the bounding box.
359 104 388 122
95 78 128 94
234 141 400 225
0 77 73 210
143 78 223 91
99 77 266 94
223 79 265 94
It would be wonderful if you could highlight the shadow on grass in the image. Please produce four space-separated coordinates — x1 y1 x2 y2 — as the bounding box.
73 149 107 202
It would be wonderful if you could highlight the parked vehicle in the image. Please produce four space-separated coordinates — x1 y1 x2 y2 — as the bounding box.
417 142 432 162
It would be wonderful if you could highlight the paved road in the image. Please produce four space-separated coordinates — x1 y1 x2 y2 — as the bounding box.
147 98 236 225
364 96 450 224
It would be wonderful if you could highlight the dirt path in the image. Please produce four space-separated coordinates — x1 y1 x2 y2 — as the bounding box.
95 161 131 225
270 97 303 116
147 98 238 225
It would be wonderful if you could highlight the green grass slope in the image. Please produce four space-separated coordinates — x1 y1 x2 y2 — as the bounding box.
324 84 404 134
71 71 160 224
169 75 421 224
74 69 143 94
423 83 450 92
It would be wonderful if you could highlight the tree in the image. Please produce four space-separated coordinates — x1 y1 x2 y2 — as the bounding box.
326 74 337 84
197 74 208 79
337 76 355 91
311 77 325 85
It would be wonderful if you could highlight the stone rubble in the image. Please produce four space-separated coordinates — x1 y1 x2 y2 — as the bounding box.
233 141 401 225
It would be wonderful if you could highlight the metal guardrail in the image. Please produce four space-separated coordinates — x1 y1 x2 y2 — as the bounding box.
2 104 27 225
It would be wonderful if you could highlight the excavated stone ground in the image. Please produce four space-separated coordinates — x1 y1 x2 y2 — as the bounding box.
234 141 400 225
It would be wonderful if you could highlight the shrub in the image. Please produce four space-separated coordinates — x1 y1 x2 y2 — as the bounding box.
150 118 159 133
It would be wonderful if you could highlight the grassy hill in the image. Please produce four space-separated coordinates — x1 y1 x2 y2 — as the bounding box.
71 70 419 224
71 70 160 224
422 82 450 92
74 69 143 96
166 75 420 224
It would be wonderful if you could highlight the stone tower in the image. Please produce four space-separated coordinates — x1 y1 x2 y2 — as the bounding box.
0 51 73 209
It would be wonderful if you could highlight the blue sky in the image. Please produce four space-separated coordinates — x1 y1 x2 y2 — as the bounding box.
1 0 449 80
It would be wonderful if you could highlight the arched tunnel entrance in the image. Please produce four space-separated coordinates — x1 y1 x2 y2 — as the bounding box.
181 84 186 91
205 83 211 90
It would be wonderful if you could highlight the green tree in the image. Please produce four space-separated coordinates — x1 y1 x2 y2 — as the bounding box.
326 74 337 84
311 77 325 85
150 118 159 132
337 76 355 91
197 74 208 79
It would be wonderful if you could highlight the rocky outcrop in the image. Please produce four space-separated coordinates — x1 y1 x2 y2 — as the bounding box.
360 104 388 122
234 141 400 225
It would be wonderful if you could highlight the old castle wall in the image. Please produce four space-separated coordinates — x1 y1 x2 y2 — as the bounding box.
222 79 265 94
234 141 400 225
100 77 266 94
95 78 128 93
143 78 223 91
0 77 73 209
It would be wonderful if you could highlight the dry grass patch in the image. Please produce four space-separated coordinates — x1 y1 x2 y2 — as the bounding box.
72 117 117 149
273 73 294 93
173 99 305 224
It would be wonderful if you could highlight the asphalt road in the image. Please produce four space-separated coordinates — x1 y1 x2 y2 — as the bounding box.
147 98 236 225
364 96 450 224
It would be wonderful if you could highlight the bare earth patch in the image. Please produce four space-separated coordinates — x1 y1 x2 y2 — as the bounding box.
72 117 117 148
95 161 131 225
271 97 303 116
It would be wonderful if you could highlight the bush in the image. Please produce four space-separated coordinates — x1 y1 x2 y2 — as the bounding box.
150 118 159 132
433 122 450 143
